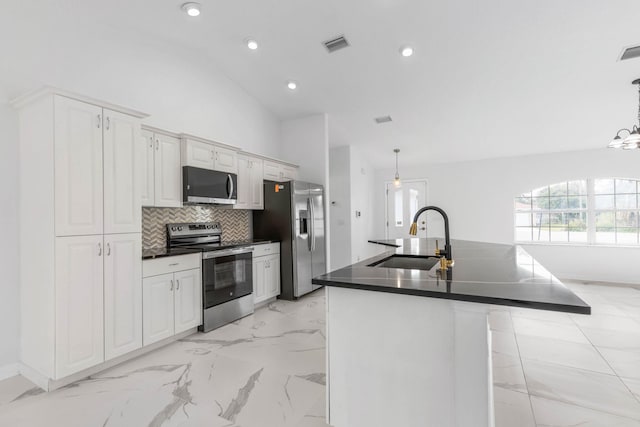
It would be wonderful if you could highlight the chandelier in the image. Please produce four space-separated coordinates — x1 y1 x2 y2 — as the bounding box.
609 79 640 150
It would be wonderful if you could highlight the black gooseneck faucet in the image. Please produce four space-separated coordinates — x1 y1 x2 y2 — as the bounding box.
409 206 453 263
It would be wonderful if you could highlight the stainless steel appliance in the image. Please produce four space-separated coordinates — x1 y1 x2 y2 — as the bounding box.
182 166 237 205
253 181 326 300
167 222 253 332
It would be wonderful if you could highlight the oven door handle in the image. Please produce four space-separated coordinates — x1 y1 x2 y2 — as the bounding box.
203 247 253 259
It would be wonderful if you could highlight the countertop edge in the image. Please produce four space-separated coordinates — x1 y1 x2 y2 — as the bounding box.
142 240 278 260
312 278 591 315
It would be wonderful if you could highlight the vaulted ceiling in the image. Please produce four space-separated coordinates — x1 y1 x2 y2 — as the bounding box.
3 0 640 167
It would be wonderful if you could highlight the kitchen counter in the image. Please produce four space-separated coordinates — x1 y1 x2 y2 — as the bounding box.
142 247 203 259
318 238 591 427
312 238 590 314
142 239 275 260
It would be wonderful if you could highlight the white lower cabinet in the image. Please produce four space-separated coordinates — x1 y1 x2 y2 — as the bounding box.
142 273 175 345
174 269 202 334
252 243 281 304
55 235 105 379
142 255 202 346
55 234 143 377
104 234 142 361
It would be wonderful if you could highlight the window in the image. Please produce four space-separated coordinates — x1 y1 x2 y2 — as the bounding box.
594 179 640 245
515 178 640 246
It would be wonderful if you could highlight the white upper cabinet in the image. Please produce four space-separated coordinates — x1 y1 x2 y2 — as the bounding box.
235 154 264 210
235 155 251 210
214 145 238 174
263 160 299 182
104 234 142 361
183 138 214 170
154 134 182 208
281 165 298 181
263 161 281 181
182 137 238 174
140 129 155 207
250 160 265 209
55 235 104 379
103 109 141 234
54 96 104 236
54 96 142 236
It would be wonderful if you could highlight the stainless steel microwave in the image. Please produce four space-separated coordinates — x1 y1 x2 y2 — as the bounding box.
182 166 237 205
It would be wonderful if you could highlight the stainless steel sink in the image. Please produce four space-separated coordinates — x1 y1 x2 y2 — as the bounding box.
368 255 439 271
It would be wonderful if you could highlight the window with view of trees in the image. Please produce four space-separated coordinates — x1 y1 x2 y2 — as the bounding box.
515 178 640 245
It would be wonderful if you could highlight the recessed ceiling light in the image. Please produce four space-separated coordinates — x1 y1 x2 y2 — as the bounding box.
246 39 258 50
181 2 201 17
287 81 297 90
400 46 414 57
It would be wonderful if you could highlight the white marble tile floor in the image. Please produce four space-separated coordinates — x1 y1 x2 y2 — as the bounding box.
2 281 640 426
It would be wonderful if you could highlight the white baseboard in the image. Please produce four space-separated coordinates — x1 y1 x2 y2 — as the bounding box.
18 363 49 390
0 363 20 381
19 327 199 392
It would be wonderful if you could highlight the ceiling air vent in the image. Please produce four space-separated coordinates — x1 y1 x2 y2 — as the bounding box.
620 45 640 61
374 116 392 124
323 35 350 53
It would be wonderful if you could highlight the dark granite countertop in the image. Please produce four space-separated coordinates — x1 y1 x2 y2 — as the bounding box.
312 238 590 314
142 239 275 260
142 247 203 260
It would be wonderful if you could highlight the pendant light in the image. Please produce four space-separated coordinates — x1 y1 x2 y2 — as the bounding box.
609 79 640 150
393 148 402 187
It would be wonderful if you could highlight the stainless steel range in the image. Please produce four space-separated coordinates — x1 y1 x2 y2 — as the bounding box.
167 222 254 332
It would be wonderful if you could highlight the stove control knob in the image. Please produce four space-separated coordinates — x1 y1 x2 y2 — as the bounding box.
171 226 176 231
178 226 183 231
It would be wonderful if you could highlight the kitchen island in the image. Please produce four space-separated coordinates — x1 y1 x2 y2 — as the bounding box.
312 238 590 427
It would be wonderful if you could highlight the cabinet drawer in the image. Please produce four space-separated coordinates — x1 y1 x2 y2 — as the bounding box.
252 242 280 258
143 253 201 277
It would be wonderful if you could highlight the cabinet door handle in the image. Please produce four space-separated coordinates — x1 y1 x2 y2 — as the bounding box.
106 243 111 256
105 116 110 130
210 150 214 160
98 243 102 256
156 139 159 151
176 279 180 290
149 136 154 149
97 114 101 128
170 280 174 291
168 263 179 266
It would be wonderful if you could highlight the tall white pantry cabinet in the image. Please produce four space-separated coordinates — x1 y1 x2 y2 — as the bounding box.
13 89 147 388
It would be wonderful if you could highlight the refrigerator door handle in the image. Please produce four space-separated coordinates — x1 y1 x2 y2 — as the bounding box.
309 196 316 252
307 197 313 252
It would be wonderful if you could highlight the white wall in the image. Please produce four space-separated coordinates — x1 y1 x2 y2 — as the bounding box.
329 146 352 269
349 146 379 263
281 114 330 269
0 102 20 371
0 21 282 373
281 114 330 185
328 145 379 270
374 148 640 284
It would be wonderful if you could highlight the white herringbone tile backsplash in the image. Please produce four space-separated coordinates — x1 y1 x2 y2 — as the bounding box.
142 207 251 248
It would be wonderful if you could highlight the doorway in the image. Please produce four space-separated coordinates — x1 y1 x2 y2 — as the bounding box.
385 180 428 239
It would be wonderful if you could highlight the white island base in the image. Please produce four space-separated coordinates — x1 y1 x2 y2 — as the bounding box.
326 287 494 427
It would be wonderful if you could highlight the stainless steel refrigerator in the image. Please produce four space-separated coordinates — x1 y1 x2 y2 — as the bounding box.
253 180 326 300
